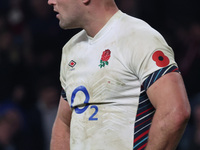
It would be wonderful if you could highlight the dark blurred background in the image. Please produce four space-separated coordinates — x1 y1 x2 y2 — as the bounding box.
0 0 200 150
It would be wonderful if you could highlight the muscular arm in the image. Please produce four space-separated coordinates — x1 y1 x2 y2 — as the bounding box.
50 96 72 150
145 72 191 150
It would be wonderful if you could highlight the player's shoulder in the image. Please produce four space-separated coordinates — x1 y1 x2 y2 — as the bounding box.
116 12 167 52
119 12 163 40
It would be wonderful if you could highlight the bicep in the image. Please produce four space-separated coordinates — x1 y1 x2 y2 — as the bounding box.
147 72 190 114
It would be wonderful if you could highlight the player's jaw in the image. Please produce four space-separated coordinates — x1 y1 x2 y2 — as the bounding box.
57 14 81 30
52 7 81 29
48 0 84 30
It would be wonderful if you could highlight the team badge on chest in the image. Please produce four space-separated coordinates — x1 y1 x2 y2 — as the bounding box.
99 49 111 68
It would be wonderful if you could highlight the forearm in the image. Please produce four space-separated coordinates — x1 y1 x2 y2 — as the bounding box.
145 109 189 150
50 118 70 150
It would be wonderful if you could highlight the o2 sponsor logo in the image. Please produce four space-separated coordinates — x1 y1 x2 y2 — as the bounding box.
71 86 98 121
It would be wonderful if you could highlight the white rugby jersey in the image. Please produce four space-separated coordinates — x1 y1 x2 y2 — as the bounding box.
60 10 179 150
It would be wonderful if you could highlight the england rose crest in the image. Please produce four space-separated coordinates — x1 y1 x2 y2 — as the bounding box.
99 49 111 68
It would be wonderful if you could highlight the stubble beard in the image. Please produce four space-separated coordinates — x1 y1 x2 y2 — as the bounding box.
58 15 82 30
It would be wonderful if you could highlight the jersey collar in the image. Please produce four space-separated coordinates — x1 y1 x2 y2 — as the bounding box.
87 10 123 44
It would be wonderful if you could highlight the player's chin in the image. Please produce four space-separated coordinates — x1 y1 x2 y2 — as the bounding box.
59 22 68 30
60 23 78 30
59 20 80 30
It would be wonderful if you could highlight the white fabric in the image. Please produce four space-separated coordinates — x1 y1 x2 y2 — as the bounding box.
60 10 177 150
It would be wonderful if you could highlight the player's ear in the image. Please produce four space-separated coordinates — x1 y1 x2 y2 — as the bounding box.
82 0 90 5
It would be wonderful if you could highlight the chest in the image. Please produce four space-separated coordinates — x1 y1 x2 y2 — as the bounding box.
63 41 140 107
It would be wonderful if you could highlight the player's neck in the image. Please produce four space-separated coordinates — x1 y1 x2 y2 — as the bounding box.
83 7 119 37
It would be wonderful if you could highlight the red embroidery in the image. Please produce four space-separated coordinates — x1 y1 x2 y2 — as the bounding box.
70 62 75 66
101 49 111 61
152 51 169 67
99 49 111 68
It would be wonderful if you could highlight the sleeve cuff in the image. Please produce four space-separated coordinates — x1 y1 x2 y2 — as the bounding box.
143 65 180 91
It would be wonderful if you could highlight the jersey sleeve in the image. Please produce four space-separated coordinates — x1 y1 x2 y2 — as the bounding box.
61 89 68 101
142 65 180 91
128 27 179 90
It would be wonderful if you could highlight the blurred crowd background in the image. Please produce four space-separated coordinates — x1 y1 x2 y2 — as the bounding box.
0 0 200 150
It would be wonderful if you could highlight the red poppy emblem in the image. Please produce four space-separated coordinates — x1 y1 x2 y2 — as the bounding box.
152 51 169 67
99 49 111 68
